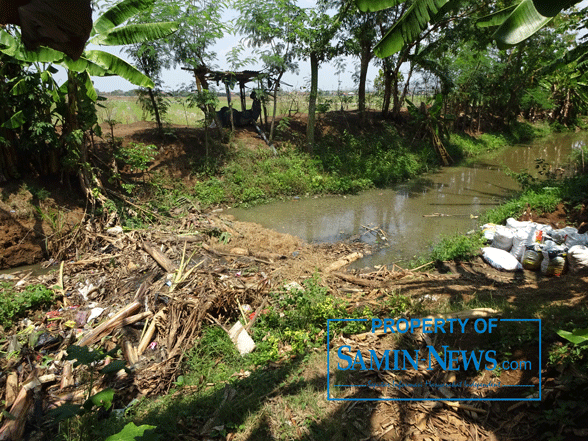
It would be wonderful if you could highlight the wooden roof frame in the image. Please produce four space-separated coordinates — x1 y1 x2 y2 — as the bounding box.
182 67 269 111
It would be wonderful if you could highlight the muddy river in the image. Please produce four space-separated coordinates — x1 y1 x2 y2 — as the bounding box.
229 132 587 268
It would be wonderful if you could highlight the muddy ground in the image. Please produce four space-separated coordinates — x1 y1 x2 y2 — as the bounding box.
1 117 588 440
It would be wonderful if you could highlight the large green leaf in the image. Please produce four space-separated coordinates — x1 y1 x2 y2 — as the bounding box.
493 0 581 48
105 422 157 441
0 29 17 49
84 388 115 411
355 0 408 13
84 50 155 88
92 22 178 46
374 0 450 58
476 5 518 28
93 0 156 36
83 72 98 102
10 79 29 96
1 111 26 129
557 328 588 346
0 30 64 63
61 56 111 77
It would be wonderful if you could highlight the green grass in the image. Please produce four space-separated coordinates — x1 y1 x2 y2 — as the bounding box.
98 97 205 126
0 282 54 329
447 122 551 159
192 145 371 208
482 170 588 225
191 124 438 208
315 124 437 187
429 232 487 262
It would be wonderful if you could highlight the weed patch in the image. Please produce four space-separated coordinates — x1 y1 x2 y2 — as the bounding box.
429 232 486 262
0 282 54 328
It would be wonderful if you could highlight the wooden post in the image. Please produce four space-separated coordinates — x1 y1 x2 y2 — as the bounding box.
240 82 246 112
225 82 234 131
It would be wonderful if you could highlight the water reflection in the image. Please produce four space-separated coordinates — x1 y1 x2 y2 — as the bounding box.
228 132 588 267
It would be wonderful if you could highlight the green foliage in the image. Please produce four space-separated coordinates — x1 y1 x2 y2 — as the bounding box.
193 177 226 207
190 123 440 207
448 124 550 159
483 188 562 225
115 142 157 174
104 422 157 441
185 326 245 385
557 328 588 346
316 125 436 188
0 283 54 328
430 232 486 262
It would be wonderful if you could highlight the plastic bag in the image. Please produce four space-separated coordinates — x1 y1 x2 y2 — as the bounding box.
492 226 514 251
522 244 543 271
550 226 578 244
565 232 588 247
481 223 498 243
506 218 535 230
510 227 536 262
568 245 588 273
540 245 567 276
482 247 523 271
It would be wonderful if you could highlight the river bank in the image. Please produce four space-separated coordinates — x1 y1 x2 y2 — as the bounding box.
1 113 588 440
0 112 561 270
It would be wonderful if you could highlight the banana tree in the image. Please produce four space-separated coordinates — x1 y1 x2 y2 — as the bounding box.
355 0 583 58
0 0 177 202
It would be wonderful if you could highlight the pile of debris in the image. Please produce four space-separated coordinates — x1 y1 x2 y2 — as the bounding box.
1 212 397 440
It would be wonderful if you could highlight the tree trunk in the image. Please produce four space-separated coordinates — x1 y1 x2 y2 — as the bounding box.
306 52 319 152
391 47 410 119
399 60 414 115
358 44 371 117
381 64 393 117
147 88 163 136
269 71 284 143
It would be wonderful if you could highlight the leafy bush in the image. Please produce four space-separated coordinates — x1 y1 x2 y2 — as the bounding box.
115 142 157 174
0 283 54 328
193 177 226 206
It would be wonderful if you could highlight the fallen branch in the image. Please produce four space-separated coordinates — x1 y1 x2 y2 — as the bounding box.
431 397 487 415
0 372 56 441
331 271 380 288
323 252 363 273
142 241 177 273
121 310 153 327
71 253 123 266
77 301 142 347
202 243 272 264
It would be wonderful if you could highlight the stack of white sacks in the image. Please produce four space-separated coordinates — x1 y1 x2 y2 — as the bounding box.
480 218 588 274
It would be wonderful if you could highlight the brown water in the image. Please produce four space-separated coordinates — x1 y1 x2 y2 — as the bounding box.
228 132 587 268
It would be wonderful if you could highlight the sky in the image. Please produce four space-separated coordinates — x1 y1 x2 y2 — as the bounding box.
74 0 588 94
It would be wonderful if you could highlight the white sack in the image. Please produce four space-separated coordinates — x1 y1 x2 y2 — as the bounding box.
568 245 588 273
492 226 514 251
482 247 523 271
